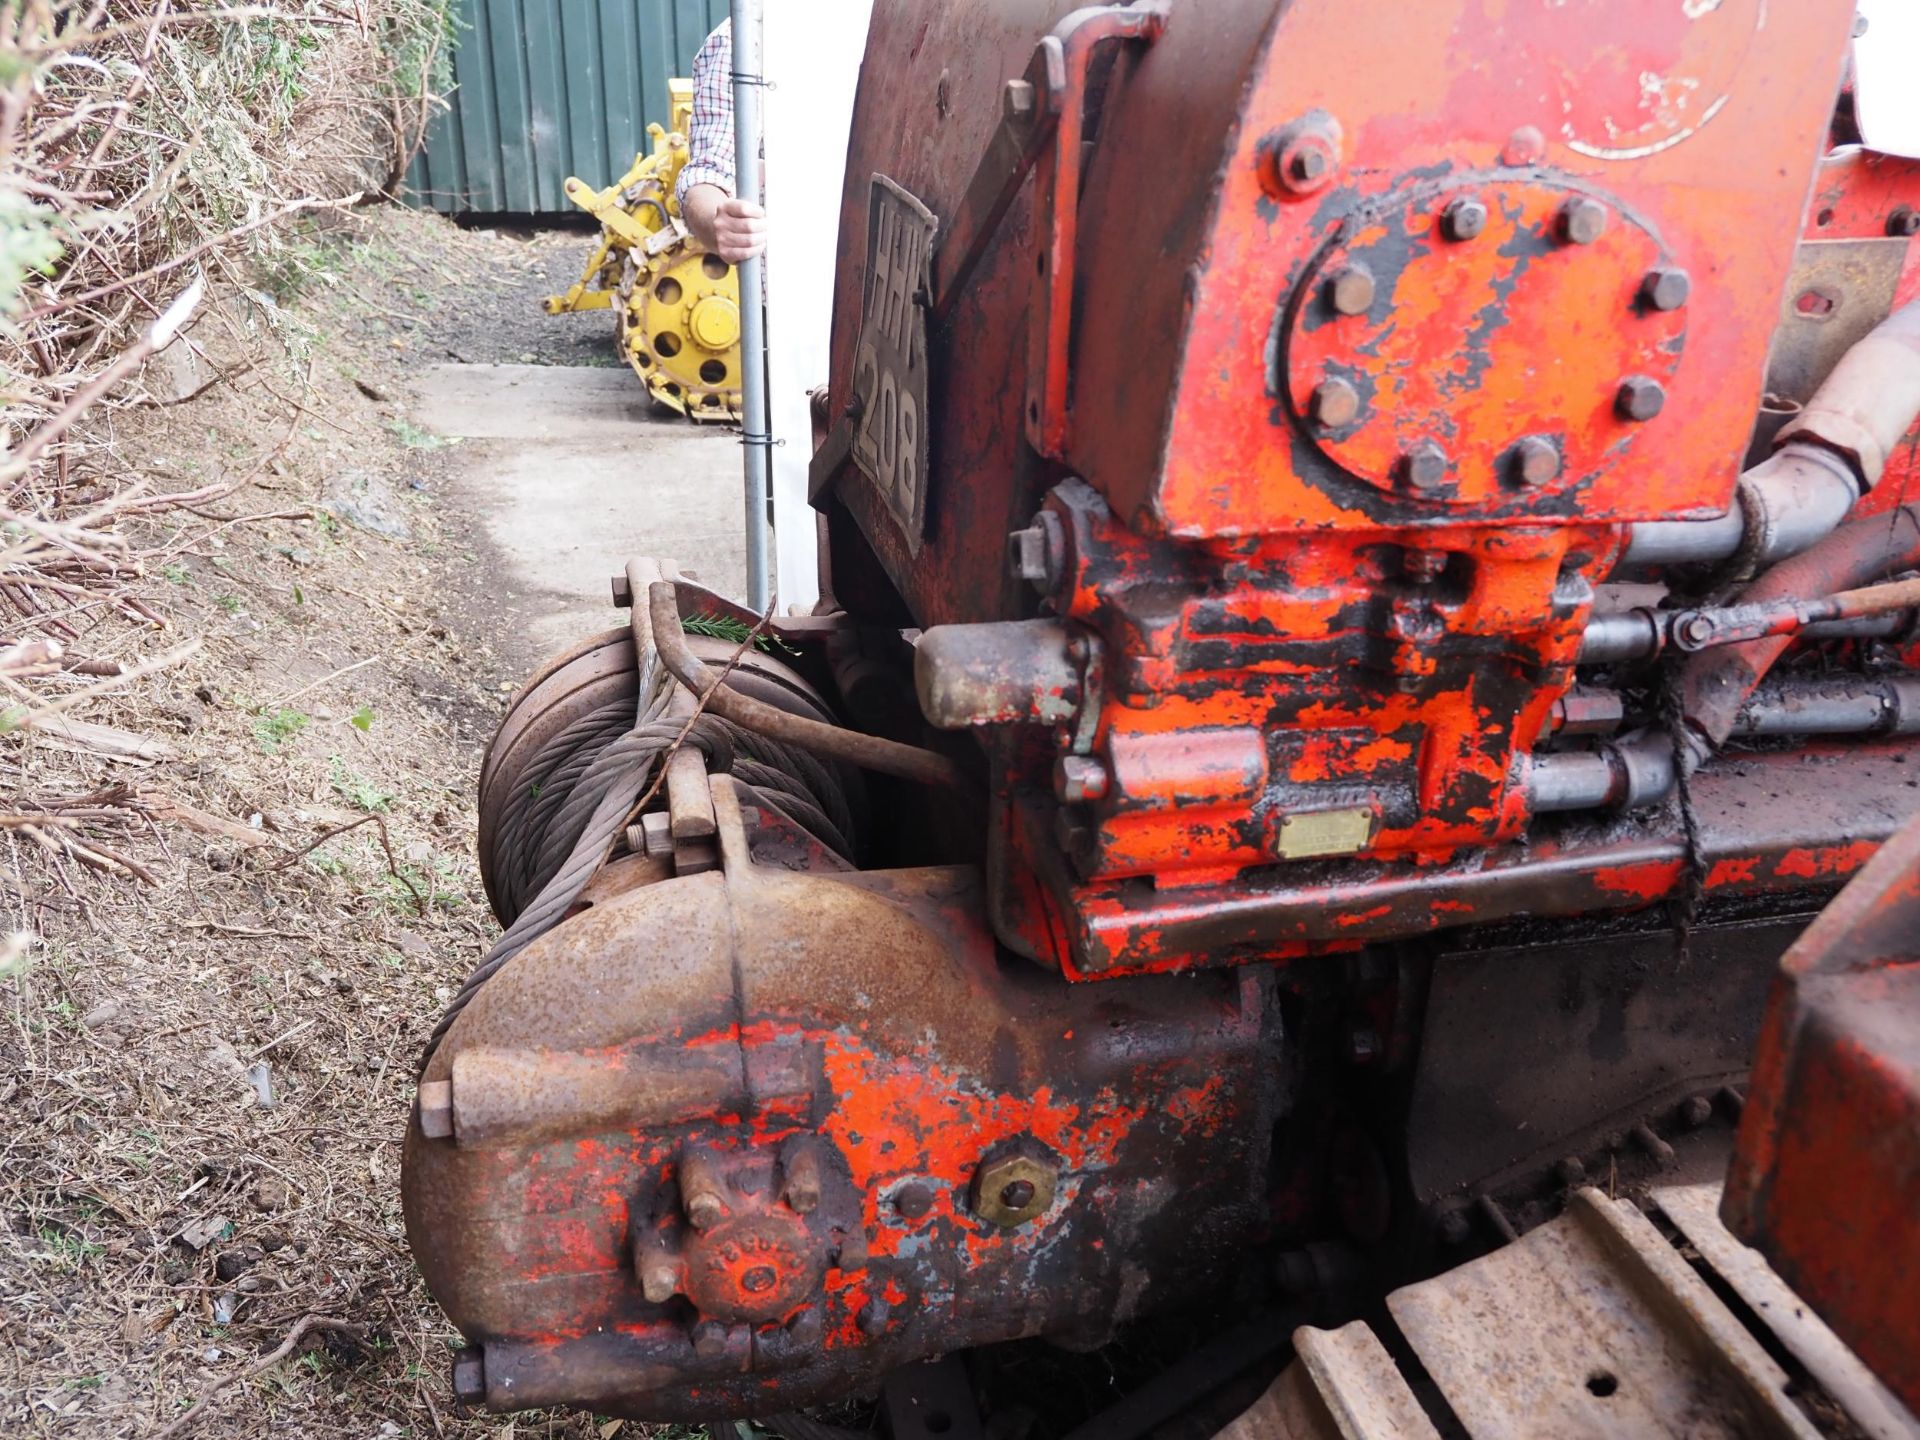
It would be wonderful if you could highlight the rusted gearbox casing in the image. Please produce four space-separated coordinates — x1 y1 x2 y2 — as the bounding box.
404 782 1278 1420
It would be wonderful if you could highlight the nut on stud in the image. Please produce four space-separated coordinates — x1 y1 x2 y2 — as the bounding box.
1640 266 1691 313
1512 435 1563 487
1403 440 1451 491
1054 755 1110 805
1557 196 1609 246
417 1080 453 1140
971 1152 1059 1229
1309 377 1362 429
1259 112 1343 197
451 1348 486 1404
1327 264 1376 317
1616 375 1666 423
1441 196 1489 241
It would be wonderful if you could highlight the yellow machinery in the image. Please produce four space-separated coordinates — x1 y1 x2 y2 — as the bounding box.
544 80 744 424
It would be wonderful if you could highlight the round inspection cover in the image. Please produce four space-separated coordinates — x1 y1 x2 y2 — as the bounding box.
1282 180 1686 507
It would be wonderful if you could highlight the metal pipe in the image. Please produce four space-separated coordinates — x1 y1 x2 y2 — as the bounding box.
1580 605 1918 665
1528 675 1920 814
648 582 971 789
731 0 772 611
1620 298 1920 572
1622 444 1861 571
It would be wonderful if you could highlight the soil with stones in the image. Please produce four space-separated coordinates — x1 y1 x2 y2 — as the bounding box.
0 204 696 1440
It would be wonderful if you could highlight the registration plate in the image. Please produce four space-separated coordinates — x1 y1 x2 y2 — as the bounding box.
851 176 938 552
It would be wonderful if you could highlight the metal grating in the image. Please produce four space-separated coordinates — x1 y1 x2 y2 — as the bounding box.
406 0 730 215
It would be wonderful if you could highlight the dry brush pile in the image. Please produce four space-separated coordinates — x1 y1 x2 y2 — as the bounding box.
0 0 448 883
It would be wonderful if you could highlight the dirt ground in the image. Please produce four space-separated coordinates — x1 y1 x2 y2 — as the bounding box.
1 205 707 1440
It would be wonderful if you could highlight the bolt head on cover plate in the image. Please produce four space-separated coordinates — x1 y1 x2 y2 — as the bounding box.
1441 196 1489 241
1513 435 1563 487
1617 375 1667 422
1327 264 1377 317
1558 196 1609 245
1310 377 1362 429
971 1153 1058 1228
1403 440 1450 491
1641 265 1692 312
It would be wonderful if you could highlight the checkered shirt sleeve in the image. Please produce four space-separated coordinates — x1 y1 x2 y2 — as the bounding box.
676 20 736 208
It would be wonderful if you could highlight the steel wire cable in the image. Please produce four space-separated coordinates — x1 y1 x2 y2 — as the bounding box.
424 645 864 1071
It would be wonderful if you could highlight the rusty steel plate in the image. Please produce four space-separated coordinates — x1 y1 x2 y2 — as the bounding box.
1763 237 1909 405
1283 179 1686 506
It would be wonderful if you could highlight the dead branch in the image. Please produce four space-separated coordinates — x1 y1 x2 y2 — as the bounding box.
151 1314 369 1440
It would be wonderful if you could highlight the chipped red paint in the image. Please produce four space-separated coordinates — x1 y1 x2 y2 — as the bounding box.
405 849 1280 1420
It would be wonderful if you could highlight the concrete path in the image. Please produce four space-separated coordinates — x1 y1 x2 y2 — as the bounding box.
412 364 744 660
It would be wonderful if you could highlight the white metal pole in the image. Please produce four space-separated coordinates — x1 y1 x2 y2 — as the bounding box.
730 0 772 612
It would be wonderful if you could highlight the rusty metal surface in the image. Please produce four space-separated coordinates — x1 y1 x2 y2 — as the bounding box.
1404 915 1796 1206
404 777 1280 1420
1764 239 1910 404
1725 808 1920 1419
1657 1185 1920 1440
1222 1186 1912 1440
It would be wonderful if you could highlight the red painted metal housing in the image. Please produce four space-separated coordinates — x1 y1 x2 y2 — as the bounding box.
1724 808 1920 1418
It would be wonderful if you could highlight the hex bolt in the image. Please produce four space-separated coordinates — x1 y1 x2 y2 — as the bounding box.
1616 375 1667 423
1435 1209 1472 1246
640 1255 681 1304
1404 440 1451 491
679 1151 727 1231
893 1181 935 1220
1258 114 1343 198
1513 435 1563 487
1640 266 1692 312
1006 511 1064 591
690 1320 731 1361
1054 755 1110 805
1309 377 1362 429
1442 196 1489 242
781 1145 822 1214
999 1179 1037 1211
1327 264 1376 317
417 1080 454 1140
1889 206 1920 238
1630 1123 1677 1166
1679 1094 1714 1130
1002 78 1037 124
1403 549 1448 584
1554 1156 1587 1187
857 1298 892 1334
451 1349 486 1403
1558 196 1609 246
1347 1026 1382 1065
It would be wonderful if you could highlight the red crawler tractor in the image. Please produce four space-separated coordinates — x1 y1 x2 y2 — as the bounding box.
405 2 1920 1433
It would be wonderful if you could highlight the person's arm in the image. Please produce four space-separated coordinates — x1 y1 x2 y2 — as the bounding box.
676 21 768 265
682 184 768 264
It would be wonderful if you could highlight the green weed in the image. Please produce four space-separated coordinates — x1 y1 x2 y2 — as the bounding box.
253 707 309 753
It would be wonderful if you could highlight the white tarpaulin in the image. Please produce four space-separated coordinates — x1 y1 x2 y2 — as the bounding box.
761 2 876 611
1856 0 1920 160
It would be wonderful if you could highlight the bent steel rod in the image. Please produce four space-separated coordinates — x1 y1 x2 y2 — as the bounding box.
732 0 772 612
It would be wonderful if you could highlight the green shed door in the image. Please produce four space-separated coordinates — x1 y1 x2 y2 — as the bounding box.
407 0 730 215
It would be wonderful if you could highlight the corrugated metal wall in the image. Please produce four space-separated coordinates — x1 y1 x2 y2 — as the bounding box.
407 0 730 215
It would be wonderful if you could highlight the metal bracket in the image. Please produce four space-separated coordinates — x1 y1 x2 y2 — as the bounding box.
930 1 1171 459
